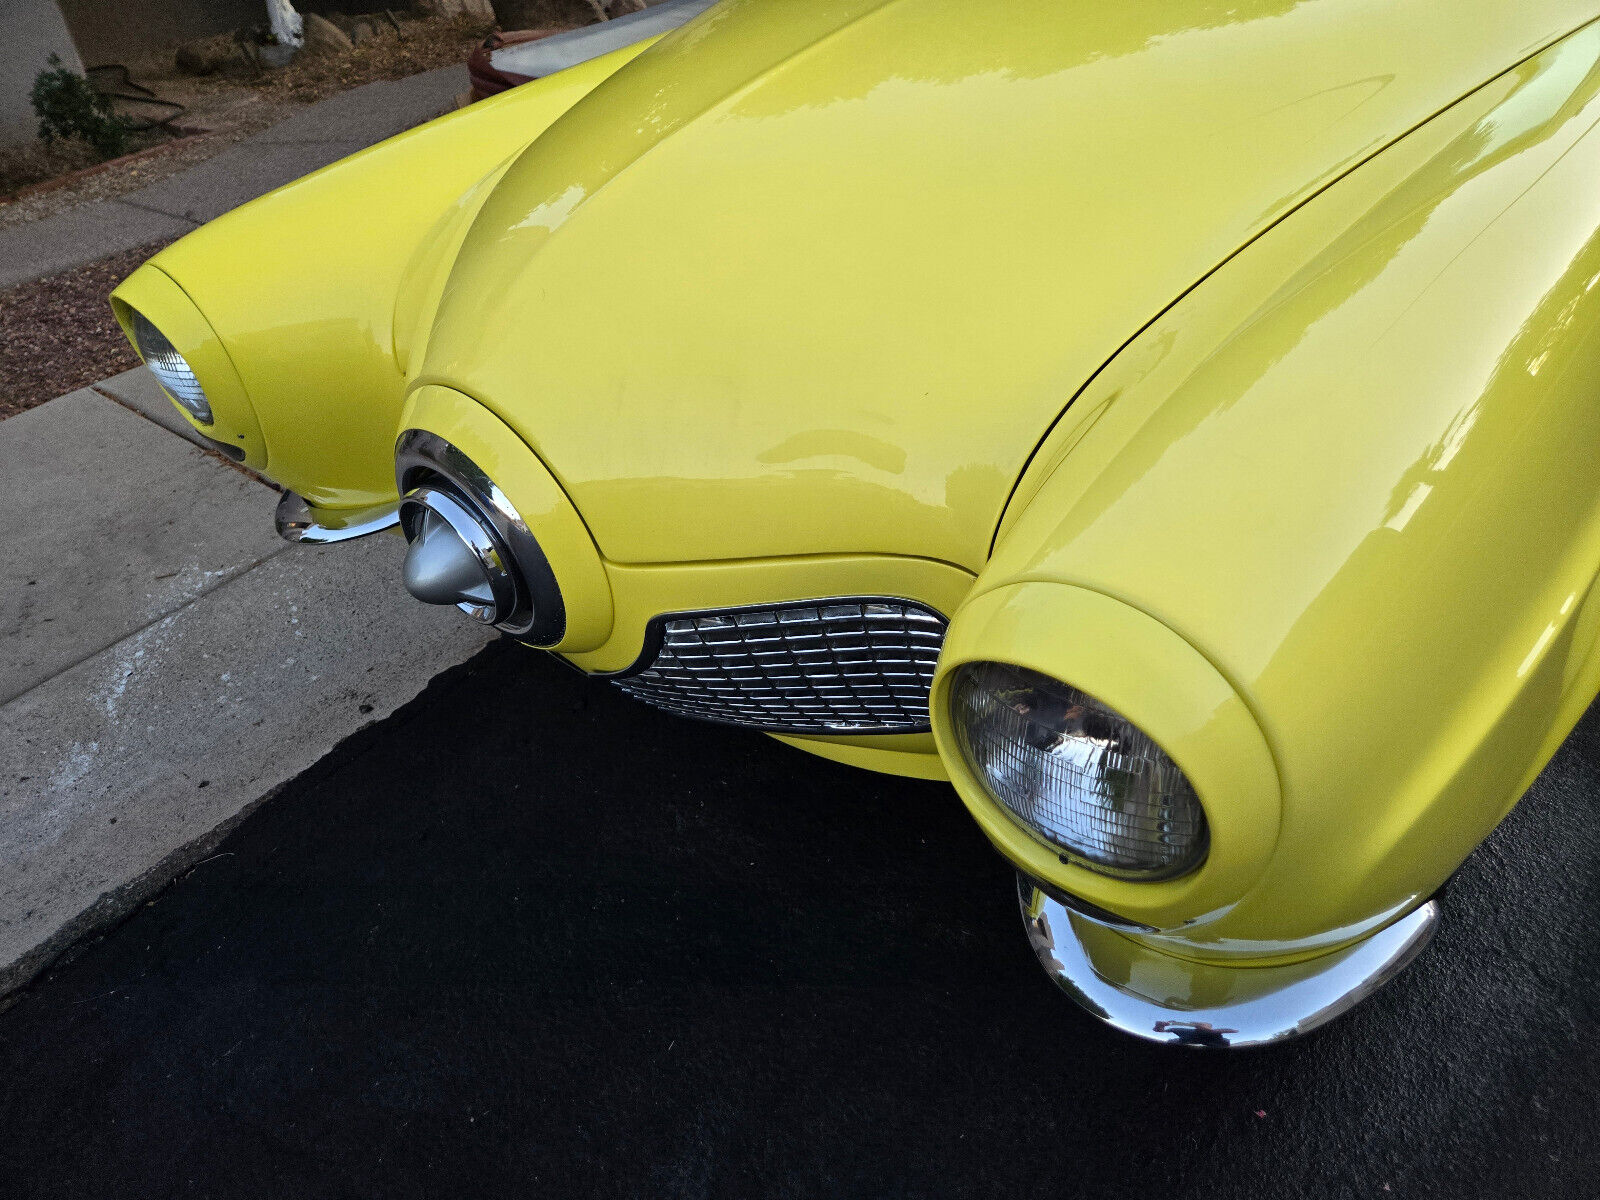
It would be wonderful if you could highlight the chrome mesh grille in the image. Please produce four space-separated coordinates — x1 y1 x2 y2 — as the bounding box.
614 599 947 734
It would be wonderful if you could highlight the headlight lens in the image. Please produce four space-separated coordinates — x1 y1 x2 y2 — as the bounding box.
131 311 212 425
949 662 1209 881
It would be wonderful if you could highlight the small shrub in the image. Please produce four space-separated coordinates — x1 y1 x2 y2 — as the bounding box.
30 54 129 160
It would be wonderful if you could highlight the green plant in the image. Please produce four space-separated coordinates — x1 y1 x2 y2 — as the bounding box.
30 54 129 160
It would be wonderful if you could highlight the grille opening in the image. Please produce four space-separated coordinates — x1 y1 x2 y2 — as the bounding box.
614 598 947 735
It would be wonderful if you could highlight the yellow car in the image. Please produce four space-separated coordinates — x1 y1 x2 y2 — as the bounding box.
112 0 1600 1047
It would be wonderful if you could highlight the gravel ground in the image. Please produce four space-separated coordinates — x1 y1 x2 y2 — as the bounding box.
0 240 175 418
0 100 294 234
249 13 501 104
0 139 104 201
0 12 515 233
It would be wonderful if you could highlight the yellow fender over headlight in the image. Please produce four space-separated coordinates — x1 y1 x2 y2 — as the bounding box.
109 39 661 514
398 385 614 654
932 583 1281 932
976 24 1600 962
110 267 265 465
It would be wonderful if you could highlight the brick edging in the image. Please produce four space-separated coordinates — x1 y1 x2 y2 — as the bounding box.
0 130 213 207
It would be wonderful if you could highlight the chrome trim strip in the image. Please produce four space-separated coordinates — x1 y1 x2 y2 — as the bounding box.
1018 875 1440 1048
489 0 717 79
1019 874 1159 934
275 491 401 544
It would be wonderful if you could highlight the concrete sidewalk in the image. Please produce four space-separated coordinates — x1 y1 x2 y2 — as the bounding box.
0 382 493 997
0 65 464 289
0 61 490 997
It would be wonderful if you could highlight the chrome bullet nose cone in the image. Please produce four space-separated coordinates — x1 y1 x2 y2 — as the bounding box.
402 510 496 608
398 485 519 625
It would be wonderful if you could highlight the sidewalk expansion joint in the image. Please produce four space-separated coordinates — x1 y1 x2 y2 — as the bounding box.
90 384 281 491
111 198 203 227
0 543 294 711
249 137 374 147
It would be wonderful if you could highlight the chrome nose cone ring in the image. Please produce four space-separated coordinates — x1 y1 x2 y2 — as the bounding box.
399 484 520 625
393 429 568 645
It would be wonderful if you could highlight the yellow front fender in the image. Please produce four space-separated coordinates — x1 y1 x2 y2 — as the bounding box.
944 24 1600 961
110 39 661 511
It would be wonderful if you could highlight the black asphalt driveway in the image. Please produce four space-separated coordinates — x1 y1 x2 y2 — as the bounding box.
1 642 1597 1199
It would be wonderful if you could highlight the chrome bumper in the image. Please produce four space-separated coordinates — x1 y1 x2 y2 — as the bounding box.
275 491 400 544
1018 876 1439 1048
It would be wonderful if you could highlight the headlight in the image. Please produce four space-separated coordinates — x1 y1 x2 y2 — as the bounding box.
131 311 212 425
949 662 1209 881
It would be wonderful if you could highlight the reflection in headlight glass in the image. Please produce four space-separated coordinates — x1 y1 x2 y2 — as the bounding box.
132 311 212 425
950 662 1209 880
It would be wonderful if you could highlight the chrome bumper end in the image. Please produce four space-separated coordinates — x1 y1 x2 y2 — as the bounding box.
275 491 400 544
1018 875 1439 1049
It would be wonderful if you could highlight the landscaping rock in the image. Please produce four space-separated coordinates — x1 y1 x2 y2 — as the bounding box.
258 41 299 69
175 39 226 76
303 12 355 55
417 0 495 19
493 0 603 27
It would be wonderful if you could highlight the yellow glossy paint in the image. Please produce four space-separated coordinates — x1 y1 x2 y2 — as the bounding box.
111 39 659 512
769 734 949 782
566 553 974 675
110 268 265 464
106 0 1600 970
932 584 1282 934
397 388 975 774
398 384 971 775
941 21 1600 961
399 385 615 652
422 0 1597 573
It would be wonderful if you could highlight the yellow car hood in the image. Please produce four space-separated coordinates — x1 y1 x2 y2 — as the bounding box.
419 0 1597 570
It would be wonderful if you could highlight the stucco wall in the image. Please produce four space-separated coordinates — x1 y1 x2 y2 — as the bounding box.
0 0 84 148
55 0 263 68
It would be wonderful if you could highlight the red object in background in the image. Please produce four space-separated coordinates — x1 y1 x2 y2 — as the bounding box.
467 29 565 102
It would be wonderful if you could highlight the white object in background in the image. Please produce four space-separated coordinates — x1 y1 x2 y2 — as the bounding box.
266 0 305 47
491 0 717 80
